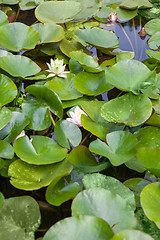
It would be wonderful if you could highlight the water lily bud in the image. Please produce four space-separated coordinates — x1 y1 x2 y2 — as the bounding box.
139 27 147 37
109 12 117 23
66 106 88 127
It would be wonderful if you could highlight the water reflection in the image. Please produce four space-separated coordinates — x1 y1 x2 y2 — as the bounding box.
100 16 150 61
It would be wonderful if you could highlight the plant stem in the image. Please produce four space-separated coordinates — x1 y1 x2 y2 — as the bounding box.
49 111 56 127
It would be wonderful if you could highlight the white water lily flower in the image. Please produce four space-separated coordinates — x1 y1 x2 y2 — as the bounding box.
46 58 70 78
66 106 88 127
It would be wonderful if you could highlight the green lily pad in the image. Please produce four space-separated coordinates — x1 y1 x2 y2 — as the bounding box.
140 182 160 229
148 32 160 50
125 157 146 173
0 22 39 51
22 95 51 131
145 112 160 127
0 107 12 130
101 93 152 126
46 175 83 206
54 120 82 149
0 74 17 108
33 23 64 44
75 28 119 49
25 85 63 118
146 50 160 61
35 1 81 23
74 71 113 95
89 130 137 166
144 19 160 35
59 40 87 58
0 192 4 211
114 50 135 62
9 158 72 190
72 188 136 233
111 229 154 240
0 111 30 143
0 196 41 240
0 140 14 159
116 7 138 21
68 145 108 173
120 0 152 9
45 73 83 101
13 135 67 165
105 60 156 94
0 10 8 26
44 215 114 240
0 55 41 77
82 173 135 211
136 147 160 177
0 0 18 3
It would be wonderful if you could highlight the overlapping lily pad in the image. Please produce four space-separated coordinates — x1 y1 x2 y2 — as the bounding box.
72 188 136 233
101 93 152 126
0 196 41 240
120 0 152 9
13 135 68 165
0 140 14 159
0 22 39 51
144 19 160 35
9 158 72 190
111 230 154 240
44 215 114 240
89 130 137 166
35 1 81 23
146 50 160 61
0 10 8 26
148 32 160 50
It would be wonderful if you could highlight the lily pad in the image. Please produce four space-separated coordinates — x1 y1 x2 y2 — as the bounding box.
148 32 160 50
89 130 137 166
0 192 4 211
33 23 65 44
0 10 8 26
0 0 18 3
54 120 82 149
75 28 119 49
101 93 152 126
82 173 135 210
144 19 160 35
9 158 72 190
22 95 51 131
136 147 160 177
0 22 39 51
0 196 41 240
46 175 83 206
13 135 68 165
0 55 41 77
111 229 154 240
0 111 30 143
45 73 83 101
74 71 113 95
146 50 160 61
120 0 152 9
25 85 63 118
59 40 88 58
44 215 114 240
0 74 17 108
116 7 138 21
72 188 136 233
35 1 81 23
0 140 14 159
0 107 12 130
140 182 160 229
105 60 156 94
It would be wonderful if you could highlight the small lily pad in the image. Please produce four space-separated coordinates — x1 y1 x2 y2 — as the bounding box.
0 10 8 26
0 140 14 159
148 32 160 50
144 19 160 35
111 229 154 240
146 50 160 61
0 107 12 130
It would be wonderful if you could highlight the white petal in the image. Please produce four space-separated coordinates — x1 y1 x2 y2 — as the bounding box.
47 73 56 78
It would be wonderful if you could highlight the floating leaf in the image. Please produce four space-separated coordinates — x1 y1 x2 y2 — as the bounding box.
0 140 14 159
35 1 81 23
0 107 12 130
116 7 137 21
148 32 160 50
0 10 8 26
140 182 160 229
0 192 4 211
46 176 82 206
33 23 65 44
146 50 160 61
59 40 87 58
144 19 160 35
0 55 41 77
13 135 67 165
83 173 135 211
105 60 156 94
89 131 137 166
72 188 136 233
120 0 152 9
74 71 113 95
9 158 72 190
45 73 83 101
22 95 51 131
101 93 152 126
44 215 114 240
0 196 41 240
54 120 82 149
0 74 17 107
111 229 154 240
75 28 119 49
26 85 63 118
0 0 18 4
0 22 39 52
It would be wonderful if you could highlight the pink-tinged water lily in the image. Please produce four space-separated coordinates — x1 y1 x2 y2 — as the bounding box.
109 12 117 23
46 58 70 78
66 106 87 127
